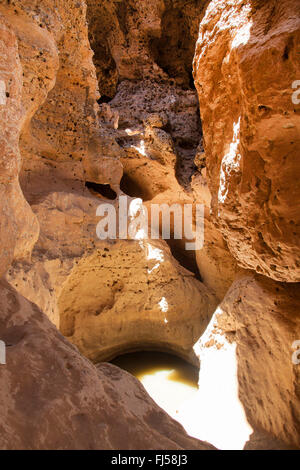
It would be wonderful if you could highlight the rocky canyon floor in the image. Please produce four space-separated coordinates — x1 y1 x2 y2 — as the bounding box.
0 0 299 451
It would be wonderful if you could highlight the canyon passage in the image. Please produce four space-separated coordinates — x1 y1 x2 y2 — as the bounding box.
0 0 299 452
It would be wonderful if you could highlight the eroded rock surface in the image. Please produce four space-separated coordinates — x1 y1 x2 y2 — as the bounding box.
58 239 217 364
0 0 299 452
0 280 215 450
0 15 39 276
3 0 222 363
194 0 300 282
195 274 300 448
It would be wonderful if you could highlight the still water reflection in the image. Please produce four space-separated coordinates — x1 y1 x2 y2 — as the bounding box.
112 351 199 423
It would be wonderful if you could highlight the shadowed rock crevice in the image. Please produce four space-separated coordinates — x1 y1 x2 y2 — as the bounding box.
150 7 196 89
120 173 154 201
166 239 202 280
85 181 118 200
87 0 205 189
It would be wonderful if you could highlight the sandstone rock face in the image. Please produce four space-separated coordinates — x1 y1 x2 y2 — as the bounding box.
6 186 217 365
195 216 241 301
0 0 122 326
0 16 39 277
189 0 300 449
58 240 217 364
96 77 240 300
107 79 201 190
195 274 300 448
1 0 218 387
194 0 300 282
12 0 121 194
0 280 215 450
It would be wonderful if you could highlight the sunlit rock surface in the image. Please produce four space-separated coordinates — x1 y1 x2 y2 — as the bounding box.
192 274 300 449
58 239 217 364
194 0 300 282
0 15 39 277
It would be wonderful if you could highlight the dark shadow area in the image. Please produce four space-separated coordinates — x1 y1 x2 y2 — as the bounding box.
97 95 113 105
244 429 296 450
86 5 118 98
85 181 117 200
120 173 153 201
150 7 196 89
166 239 202 281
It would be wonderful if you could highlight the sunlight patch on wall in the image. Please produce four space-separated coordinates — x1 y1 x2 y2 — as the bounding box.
178 306 253 450
132 139 147 157
218 117 241 208
232 19 252 49
139 369 198 422
158 297 169 313
147 243 165 273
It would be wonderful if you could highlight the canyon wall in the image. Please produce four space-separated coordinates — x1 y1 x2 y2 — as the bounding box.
194 0 300 283
193 0 300 448
0 12 39 277
0 0 214 450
